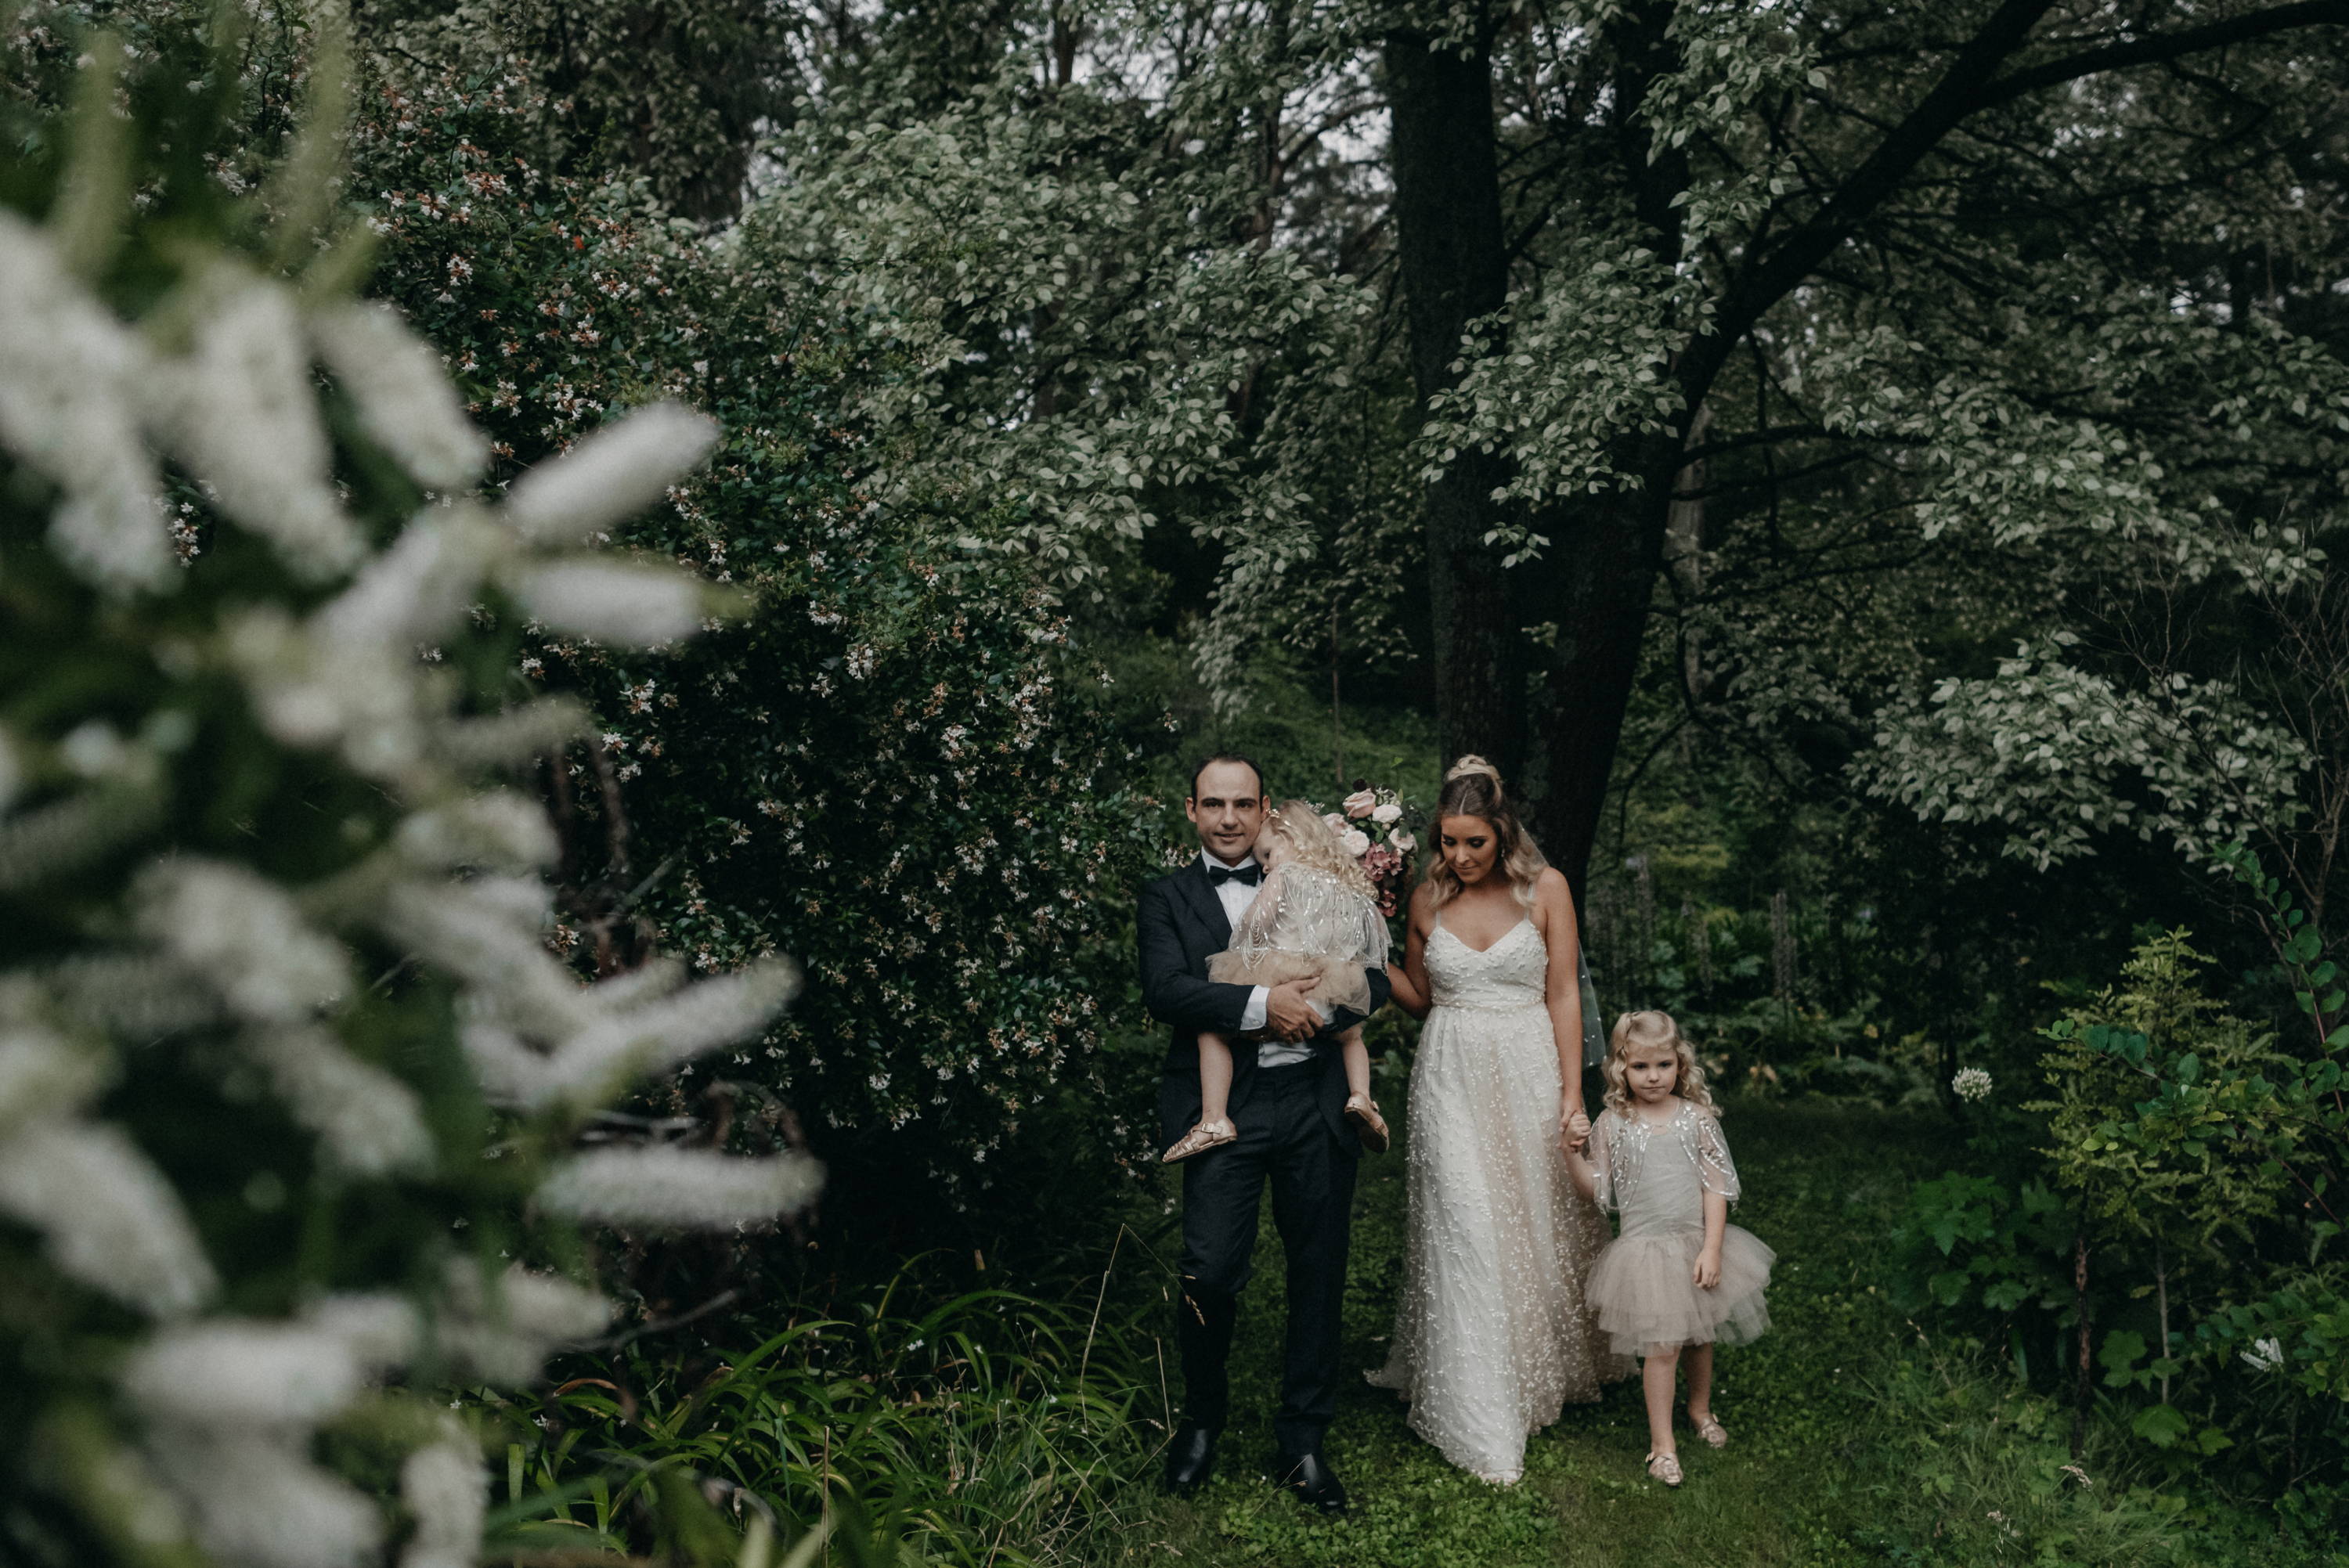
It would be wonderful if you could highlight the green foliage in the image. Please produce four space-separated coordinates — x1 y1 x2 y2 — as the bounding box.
2035 929 2297 1254
345 42 1164 1184
481 1270 1152 1565
1892 1173 2074 1323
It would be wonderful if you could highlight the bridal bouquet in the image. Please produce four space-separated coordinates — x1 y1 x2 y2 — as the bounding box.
1326 784 1420 919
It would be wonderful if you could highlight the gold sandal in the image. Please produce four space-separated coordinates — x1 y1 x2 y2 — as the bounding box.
1645 1451 1683 1486
1344 1094 1391 1154
1691 1414 1727 1448
1162 1119 1237 1164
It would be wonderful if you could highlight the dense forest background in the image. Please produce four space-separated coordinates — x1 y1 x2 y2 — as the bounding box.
4 0 2349 1563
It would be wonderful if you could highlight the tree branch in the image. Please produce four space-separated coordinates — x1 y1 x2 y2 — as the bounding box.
1977 1 2349 110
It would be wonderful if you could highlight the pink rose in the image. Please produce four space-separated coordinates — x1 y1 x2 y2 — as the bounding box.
1340 828 1372 857
1343 789 1377 819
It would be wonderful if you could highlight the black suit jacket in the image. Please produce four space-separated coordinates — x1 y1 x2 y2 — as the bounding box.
1139 857 1392 1150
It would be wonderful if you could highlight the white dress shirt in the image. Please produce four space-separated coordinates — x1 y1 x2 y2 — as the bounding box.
1201 850 1315 1068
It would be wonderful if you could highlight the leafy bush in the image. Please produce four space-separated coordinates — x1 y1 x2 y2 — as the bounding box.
1893 896 2349 1509
485 1268 1154 1564
344 43 1162 1190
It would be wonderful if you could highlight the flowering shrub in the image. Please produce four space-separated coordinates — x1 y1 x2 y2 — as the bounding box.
346 49 1160 1181
0 27 813 1566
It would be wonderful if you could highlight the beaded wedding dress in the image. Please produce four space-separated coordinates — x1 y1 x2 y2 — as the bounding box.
1367 915 1632 1482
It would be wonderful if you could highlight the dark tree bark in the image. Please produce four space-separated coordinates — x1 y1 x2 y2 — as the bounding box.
1383 23 1525 782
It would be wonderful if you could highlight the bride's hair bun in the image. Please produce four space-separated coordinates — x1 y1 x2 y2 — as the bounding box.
1443 754 1504 798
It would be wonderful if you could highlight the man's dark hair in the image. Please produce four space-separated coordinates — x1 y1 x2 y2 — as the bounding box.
1188 752 1267 802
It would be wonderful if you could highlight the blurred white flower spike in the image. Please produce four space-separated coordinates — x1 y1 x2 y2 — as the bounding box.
503 401 720 545
0 53 803 1568
0 213 175 594
309 299 490 490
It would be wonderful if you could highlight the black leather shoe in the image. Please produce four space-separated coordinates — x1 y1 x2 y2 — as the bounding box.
1275 1450 1349 1516
1162 1423 1218 1497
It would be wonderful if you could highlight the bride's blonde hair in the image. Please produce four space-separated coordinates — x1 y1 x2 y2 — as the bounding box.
1600 1010 1716 1115
1423 755 1549 910
1263 799 1379 900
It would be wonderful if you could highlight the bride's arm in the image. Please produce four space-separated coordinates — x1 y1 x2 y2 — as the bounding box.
1385 883 1435 1021
1536 867 1586 1134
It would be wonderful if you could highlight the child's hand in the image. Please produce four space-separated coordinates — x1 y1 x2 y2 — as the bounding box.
1564 1109 1592 1152
1693 1247 1722 1290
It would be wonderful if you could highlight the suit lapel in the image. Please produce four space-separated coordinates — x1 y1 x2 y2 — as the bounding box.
1174 857 1233 950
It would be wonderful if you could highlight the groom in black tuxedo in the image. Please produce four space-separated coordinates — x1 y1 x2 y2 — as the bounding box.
1137 753 1391 1515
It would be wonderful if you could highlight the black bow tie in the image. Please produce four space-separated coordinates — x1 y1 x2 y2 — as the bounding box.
1207 863 1261 888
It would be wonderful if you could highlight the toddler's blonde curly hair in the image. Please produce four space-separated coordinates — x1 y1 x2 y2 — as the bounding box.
1262 799 1379 900
1600 1009 1716 1116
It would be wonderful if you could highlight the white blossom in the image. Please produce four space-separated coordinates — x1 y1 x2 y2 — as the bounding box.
384 882 597 1040
135 859 350 1023
122 1318 364 1429
227 607 423 778
316 507 499 651
394 791 558 871
146 267 363 581
148 1432 381 1568
244 1027 435 1177
1951 1067 1994 1102
0 1027 104 1127
304 1292 423 1372
1371 802 1402 825
0 1119 215 1315
1339 827 1371 858
536 1146 823 1230
309 300 489 490
396 1427 485 1568
2239 1336 2283 1374
434 1263 611 1383
501 402 719 544
0 212 174 594
507 560 705 647
521 959 799 1110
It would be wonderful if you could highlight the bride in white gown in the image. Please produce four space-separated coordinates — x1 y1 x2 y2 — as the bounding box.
1367 757 1631 1483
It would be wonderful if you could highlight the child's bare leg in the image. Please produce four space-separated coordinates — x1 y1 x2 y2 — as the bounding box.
1196 1032 1234 1126
1338 1026 1390 1152
1683 1342 1715 1426
1339 1026 1372 1102
1642 1344 1681 1459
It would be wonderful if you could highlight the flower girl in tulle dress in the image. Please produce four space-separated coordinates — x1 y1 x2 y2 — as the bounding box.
1563 1011 1773 1487
1162 802 1393 1163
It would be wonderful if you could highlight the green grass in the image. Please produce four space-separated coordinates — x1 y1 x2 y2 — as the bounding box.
1088 1099 1970 1568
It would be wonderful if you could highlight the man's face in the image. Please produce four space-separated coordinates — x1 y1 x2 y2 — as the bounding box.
1185 761 1267 864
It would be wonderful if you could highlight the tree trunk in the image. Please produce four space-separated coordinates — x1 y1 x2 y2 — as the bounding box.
1383 23 1524 781
1517 470 1674 888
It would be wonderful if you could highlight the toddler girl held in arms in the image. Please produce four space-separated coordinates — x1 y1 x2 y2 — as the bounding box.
1163 801 1392 1163
1564 1010 1773 1487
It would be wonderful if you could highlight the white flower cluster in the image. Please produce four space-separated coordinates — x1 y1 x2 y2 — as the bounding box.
0 199 813 1566
1951 1067 1994 1103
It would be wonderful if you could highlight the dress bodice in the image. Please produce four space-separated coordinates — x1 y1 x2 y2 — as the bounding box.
1426 917 1546 1011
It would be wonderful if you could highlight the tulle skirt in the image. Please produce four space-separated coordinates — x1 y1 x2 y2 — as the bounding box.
1205 947 1373 1016
1586 1224 1774 1356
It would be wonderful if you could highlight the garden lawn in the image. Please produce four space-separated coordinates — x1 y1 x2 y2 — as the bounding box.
1091 1099 1961 1568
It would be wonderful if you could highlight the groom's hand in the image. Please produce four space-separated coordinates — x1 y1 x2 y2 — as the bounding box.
1266 977 1322 1040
